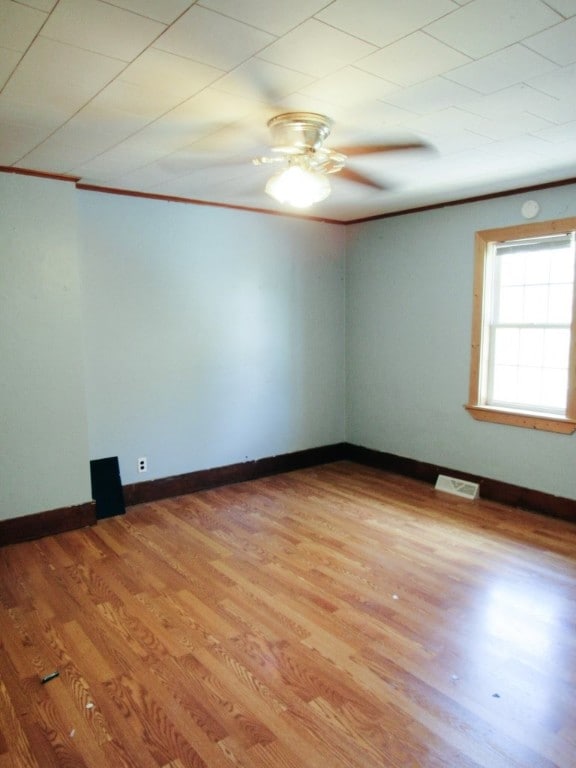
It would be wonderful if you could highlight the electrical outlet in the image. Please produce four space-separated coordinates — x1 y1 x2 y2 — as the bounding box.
137 457 147 473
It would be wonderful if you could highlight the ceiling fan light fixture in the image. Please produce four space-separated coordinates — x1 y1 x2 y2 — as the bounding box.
265 165 331 208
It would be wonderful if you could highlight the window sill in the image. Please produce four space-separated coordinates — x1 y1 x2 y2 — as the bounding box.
465 405 576 434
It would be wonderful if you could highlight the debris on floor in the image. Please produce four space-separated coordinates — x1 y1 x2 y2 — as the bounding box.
40 671 60 684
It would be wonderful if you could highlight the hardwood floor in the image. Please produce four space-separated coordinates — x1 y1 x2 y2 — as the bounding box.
1 461 575 767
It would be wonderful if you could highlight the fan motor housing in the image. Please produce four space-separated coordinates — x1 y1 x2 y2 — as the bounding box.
268 112 332 154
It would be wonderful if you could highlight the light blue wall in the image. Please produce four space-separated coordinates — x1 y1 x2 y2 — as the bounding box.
346 184 576 500
0 174 91 520
77 191 346 485
2 171 575 523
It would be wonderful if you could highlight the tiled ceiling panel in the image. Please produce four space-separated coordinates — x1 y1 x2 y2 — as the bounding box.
104 0 194 24
0 1 47 51
382 77 480 115
258 19 377 77
1 0 576 221
356 32 471 86
317 0 459 48
444 45 558 93
153 6 274 70
20 0 58 10
524 17 576 65
40 0 166 60
541 0 576 16
1 37 124 124
299 68 398 107
200 0 331 36
211 59 313 102
119 49 224 99
425 0 562 57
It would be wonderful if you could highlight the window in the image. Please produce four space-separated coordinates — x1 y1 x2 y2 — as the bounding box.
466 217 576 434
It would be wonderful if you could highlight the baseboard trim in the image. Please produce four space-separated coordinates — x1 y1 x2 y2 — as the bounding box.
2 442 573 546
346 444 576 523
0 501 96 547
123 443 349 506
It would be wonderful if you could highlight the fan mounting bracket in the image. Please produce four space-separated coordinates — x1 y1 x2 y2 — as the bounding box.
267 112 333 155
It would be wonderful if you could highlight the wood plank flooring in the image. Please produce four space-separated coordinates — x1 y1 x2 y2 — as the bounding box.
1 461 575 767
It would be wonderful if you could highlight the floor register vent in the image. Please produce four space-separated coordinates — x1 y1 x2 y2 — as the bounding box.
435 474 480 500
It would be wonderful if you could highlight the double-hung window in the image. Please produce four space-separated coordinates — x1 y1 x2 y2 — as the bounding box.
467 217 576 434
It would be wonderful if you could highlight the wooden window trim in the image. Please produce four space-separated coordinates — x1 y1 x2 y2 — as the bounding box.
466 217 576 434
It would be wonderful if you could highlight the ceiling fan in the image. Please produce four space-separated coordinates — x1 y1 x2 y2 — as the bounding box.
252 112 426 208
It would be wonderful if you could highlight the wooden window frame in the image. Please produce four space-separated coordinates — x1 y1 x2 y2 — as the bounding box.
466 217 576 434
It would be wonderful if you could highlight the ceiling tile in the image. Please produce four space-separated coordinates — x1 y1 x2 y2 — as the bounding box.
200 0 329 35
445 44 558 94
461 84 565 118
153 5 274 70
356 32 471 86
526 61 576 98
299 67 398 106
414 129 493 155
0 47 20 89
352 100 418 128
211 58 313 102
103 0 194 24
37 102 150 154
16 137 102 172
153 88 268 140
258 19 376 77
526 95 576 124
0 91 66 132
18 0 57 10
316 0 458 48
537 119 576 143
0 118 49 164
89 79 189 119
0 0 47 52
1 37 125 122
524 17 576 65
382 77 480 114
425 0 562 57
41 0 166 61
541 0 576 16
468 112 554 140
478 134 568 159
120 49 224 98
402 106 551 140
73 145 153 181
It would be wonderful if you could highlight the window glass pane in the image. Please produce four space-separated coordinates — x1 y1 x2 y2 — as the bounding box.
518 328 544 367
547 284 573 324
541 368 568 409
499 253 525 285
492 365 517 403
549 249 575 284
543 328 570 368
523 285 548 323
516 366 542 406
497 286 524 323
524 250 550 284
493 328 519 365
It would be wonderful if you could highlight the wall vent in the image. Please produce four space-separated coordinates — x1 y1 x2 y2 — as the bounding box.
435 474 479 500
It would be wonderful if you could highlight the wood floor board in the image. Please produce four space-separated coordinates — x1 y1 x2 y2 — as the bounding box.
1 462 575 766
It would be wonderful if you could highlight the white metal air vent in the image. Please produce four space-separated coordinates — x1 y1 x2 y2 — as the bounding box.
435 474 479 500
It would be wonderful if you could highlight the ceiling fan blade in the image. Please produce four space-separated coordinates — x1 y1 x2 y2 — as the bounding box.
338 167 387 190
332 141 428 156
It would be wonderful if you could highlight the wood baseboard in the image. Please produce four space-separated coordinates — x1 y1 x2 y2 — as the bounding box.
346 444 576 523
0 501 96 547
2 442 573 546
123 443 349 506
